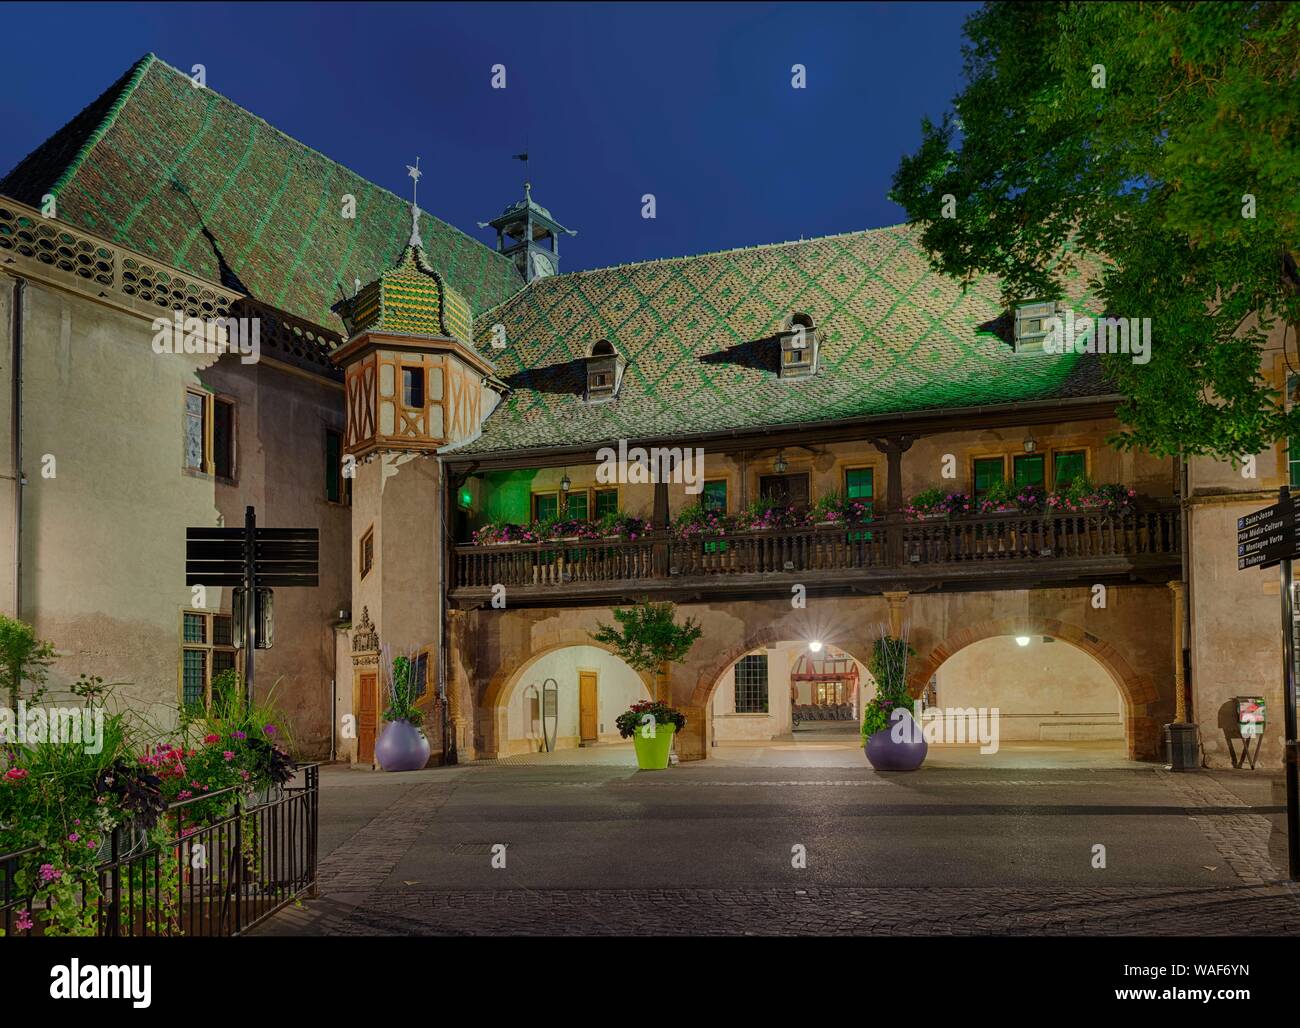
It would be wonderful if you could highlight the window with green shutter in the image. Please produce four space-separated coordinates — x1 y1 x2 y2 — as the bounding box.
973 457 1004 498
594 489 619 519
533 492 559 522
1053 450 1086 488
565 491 588 520
1013 454 1045 488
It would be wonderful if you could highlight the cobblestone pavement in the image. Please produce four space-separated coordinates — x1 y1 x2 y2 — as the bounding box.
255 762 1300 937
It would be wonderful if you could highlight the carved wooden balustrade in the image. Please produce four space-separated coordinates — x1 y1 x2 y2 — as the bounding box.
450 505 1181 605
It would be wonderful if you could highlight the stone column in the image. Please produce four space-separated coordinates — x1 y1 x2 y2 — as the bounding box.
446 608 475 761
1168 580 1187 722
883 591 910 637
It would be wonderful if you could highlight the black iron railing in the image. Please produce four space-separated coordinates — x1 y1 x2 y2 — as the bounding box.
0 762 318 938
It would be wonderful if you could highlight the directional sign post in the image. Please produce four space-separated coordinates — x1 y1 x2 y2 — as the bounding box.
1238 486 1300 879
186 506 319 704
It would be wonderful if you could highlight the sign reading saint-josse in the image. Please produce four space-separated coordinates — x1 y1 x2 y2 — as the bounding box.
1238 497 1297 570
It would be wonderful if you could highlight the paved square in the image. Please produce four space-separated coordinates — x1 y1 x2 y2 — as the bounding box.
256 748 1300 936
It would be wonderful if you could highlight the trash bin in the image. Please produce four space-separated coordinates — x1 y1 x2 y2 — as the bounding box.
1164 722 1198 770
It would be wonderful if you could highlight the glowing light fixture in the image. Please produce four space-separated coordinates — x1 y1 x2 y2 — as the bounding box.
774 451 788 475
560 471 571 493
809 639 823 653
1015 636 1031 647
1023 432 1037 453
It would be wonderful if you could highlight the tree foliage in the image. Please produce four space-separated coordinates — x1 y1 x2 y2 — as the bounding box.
590 601 703 673
0 614 56 711
890 1 1300 460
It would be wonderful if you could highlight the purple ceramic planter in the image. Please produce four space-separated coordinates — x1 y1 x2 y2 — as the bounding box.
375 719 431 771
864 712 928 771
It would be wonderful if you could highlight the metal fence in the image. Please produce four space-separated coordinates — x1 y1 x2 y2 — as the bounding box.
1 763 318 937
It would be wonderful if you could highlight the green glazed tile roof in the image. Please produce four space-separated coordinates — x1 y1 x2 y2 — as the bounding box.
455 224 1110 454
338 244 473 344
0 54 523 330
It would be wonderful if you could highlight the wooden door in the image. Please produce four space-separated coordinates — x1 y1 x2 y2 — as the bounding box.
357 670 378 763
579 671 599 743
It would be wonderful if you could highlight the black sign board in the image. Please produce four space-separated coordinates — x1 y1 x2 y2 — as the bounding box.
184 507 319 702
186 526 318 586
1237 498 1296 570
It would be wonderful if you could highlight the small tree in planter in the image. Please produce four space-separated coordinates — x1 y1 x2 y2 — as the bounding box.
375 647 430 772
591 602 702 769
861 628 926 771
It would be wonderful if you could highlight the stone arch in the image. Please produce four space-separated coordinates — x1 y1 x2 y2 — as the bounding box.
689 624 873 709
907 616 1159 760
481 633 651 758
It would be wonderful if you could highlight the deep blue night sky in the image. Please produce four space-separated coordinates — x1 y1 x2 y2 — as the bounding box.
0 1 979 271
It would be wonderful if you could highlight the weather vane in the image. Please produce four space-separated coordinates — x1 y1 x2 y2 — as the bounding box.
406 157 423 248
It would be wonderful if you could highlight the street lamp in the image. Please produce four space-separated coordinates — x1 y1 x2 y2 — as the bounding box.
774 451 788 475
560 471 571 493
1023 433 1037 453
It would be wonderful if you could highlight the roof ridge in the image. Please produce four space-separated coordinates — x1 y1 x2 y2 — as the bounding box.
140 54 520 282
561 224 911 278
49 53 157 199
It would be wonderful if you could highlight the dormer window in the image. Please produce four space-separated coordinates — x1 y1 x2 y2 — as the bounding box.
1013 300 1059 353
779 312 819 379
586 339 626 401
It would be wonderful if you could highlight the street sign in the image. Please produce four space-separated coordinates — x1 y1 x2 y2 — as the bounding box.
184 507 319 702
1237 497 1296 570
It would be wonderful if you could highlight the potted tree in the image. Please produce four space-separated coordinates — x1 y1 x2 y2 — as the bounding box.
861 630 927 771
374 647 430 771
591 601 702 769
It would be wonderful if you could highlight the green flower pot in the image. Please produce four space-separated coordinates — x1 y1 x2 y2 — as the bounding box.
632 723 676 770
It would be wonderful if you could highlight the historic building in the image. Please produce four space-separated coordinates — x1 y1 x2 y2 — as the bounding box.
0 55 1290 769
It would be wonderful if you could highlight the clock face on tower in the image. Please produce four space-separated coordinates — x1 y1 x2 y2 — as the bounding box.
528 248 557 281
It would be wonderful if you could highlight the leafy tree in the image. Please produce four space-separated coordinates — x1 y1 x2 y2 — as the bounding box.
890 1 1299 460
591 601 702 702
0 614 55 710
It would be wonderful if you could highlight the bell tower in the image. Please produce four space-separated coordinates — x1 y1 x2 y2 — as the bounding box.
479 177 575 283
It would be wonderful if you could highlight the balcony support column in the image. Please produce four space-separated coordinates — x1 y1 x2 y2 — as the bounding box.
652 478 670 575
872 434 915 566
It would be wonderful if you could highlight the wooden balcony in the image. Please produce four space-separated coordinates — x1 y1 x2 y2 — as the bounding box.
449 505 1182 607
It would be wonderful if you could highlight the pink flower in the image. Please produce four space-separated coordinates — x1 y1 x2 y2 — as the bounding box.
38 863 61 883
203 733 219 745
67 833 79 843
263 725 278 736
4 768 27 781
15 910 32 931
223 751 235 761
178 789 193 800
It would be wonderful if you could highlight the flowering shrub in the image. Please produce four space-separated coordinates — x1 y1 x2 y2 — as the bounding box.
809 491 873 525
614 700 687 739
737 496 803 531
1047 478 1137 514
674 502 732 538
597 510 654 539
903 488 973 519
0 666 298 936
472 521 544 545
